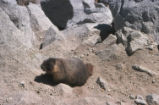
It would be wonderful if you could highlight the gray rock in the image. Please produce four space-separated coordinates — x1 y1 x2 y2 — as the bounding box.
116 27 154 55
129 94 136 100
132 64 156 76
135 95 147 105
96 77 107 90
40 26 63 49
103 34 117 45
55 83 73 97
0 1 36 48
107 0 159 44
95 43 125 61
146 94 159 105
83 34 101 46
19 81 25 88
40 0 113 29
28 3 54 33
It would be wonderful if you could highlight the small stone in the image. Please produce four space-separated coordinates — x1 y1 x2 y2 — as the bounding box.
96 77 107 90
132 64 155 76
80 54 84 58
152 79 155 83
129 95 135 100
135 95 147 105
19 81 25 88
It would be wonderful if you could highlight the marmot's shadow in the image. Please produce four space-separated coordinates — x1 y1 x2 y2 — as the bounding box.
34 74 77 87
34 74 59 86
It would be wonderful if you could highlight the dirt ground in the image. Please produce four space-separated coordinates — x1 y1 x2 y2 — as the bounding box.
0 35 159 105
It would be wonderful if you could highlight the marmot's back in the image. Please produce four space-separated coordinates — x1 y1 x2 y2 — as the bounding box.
62 58 91 85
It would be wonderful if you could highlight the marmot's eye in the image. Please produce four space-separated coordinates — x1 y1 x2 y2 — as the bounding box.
40 65 45 71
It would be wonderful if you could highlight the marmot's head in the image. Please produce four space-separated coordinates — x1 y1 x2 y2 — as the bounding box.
40 58 56 74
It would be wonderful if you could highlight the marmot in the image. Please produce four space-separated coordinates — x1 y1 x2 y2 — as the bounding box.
16 0 39 6
40 58 93 86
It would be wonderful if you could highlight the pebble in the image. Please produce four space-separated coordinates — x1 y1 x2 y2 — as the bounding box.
96 77 107 91
134 95 147 105
129 94 135 100
19 81 25 88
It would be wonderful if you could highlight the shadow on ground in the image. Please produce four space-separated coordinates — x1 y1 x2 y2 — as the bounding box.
34 74 59 86
34 74 81 87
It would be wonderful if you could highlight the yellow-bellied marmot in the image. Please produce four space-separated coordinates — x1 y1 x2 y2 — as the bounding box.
16 0 39 6
40 58 93 86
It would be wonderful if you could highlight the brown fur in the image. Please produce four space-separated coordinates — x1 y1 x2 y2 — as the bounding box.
40 58 93 86
16 0 39 6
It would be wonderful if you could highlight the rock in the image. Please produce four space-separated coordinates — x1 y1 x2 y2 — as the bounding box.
41 0 113 29
0 1 35 48
1 0 17 5
102 34 117 45
61 23 101 50
19 81 25 88
135 95 147 105
95 34 121 62
116 27 154 55
132 64 156 76
107 0 159 44
129 94 136 100
96 77 107 90
55 83 73 97
40 26 63 49
83 34 101 46
95 43 125 61
146 94 159 105
28 3 54 33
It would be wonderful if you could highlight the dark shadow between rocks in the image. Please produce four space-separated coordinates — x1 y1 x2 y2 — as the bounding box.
94 24 115 41
40 0 73 30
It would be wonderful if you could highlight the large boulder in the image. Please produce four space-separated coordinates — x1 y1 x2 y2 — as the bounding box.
40 0 113 29
106 0 159 43
116 27 155 55
0 1 35 48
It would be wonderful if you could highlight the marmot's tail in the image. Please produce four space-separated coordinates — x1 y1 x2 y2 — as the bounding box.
85 63 94 76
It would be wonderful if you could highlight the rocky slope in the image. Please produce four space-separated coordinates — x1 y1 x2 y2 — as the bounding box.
0 0 159 105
